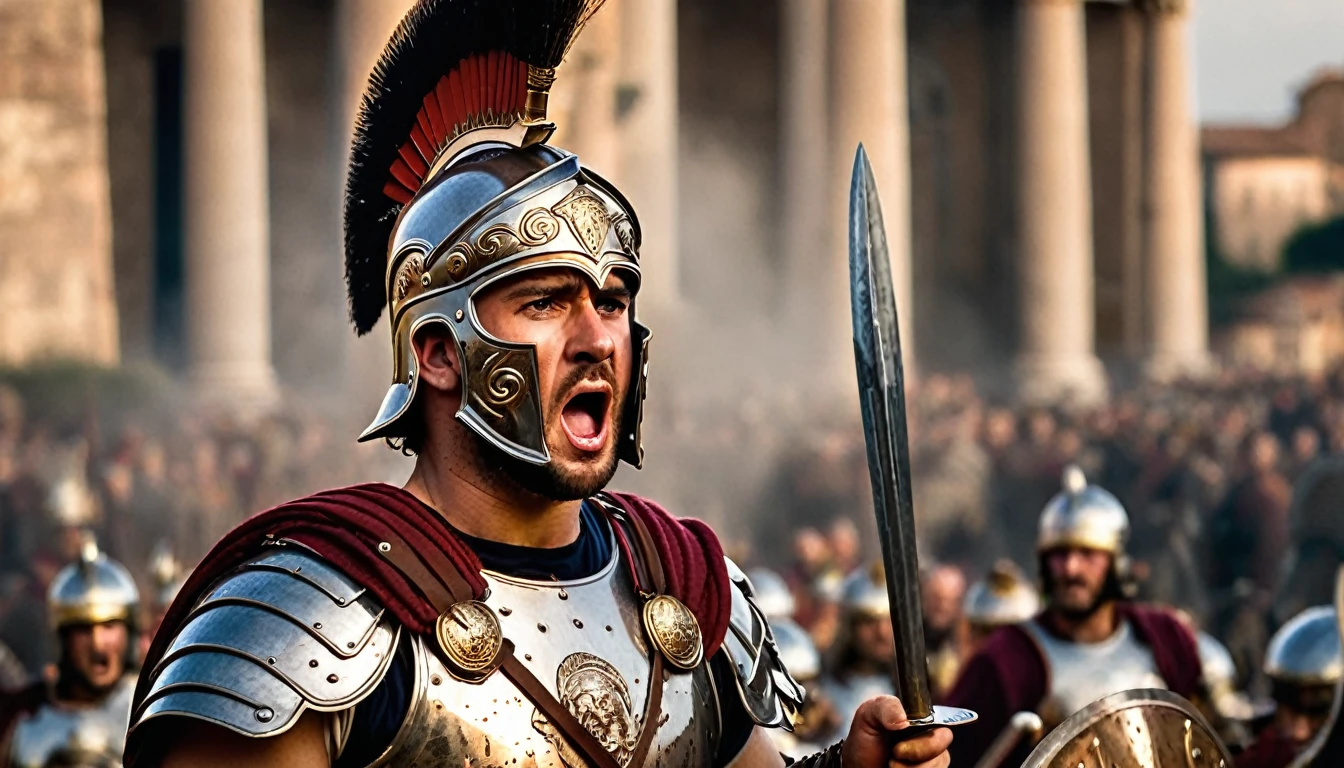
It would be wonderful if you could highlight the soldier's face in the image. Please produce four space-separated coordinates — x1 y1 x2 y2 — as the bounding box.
1045 547 1111 618
1275 704 1329 749
474 268 633 499
852 613 895 664
63 620 128 692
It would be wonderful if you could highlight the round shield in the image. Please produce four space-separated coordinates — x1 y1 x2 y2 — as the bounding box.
1021 689 1232 768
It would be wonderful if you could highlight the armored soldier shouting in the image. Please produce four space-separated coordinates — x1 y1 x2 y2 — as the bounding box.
1 538 140 768
942 467 1214 767
121 2 952 767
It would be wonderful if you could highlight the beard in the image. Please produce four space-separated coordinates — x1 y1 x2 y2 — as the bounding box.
1049 570 1122 622
476 362 626 501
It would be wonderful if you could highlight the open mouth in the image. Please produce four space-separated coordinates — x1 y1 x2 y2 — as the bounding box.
560 388 611 453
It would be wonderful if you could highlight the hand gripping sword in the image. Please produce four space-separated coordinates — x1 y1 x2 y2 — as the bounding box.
847 145 977 733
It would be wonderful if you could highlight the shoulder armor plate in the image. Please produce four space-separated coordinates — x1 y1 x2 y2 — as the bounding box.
130 542 400 740
720 557 806 729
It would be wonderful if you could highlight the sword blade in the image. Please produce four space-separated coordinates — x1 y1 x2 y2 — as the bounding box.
848 144 931 721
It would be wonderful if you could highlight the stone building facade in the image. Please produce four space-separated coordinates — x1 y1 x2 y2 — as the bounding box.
0 0 1208 412
1203 69 1344 273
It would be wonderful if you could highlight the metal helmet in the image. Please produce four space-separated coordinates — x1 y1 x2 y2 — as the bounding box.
1037 465 1130 555
1021 688 1232 768
770 618 821 681
344 0 648 468
149 540 187 610
1265 606 1342 688
48 534 140 630
840 564 890 618
964 560 1040 629
746 568 796 621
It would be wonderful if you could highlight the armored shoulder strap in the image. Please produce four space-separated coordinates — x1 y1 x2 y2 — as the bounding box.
718 558 806 729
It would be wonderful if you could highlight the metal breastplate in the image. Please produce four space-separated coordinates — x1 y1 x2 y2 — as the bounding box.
1021 618 1167 727
371 547 721 767
9 675 135 768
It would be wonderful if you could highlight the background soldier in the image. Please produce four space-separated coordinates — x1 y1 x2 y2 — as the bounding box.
820 565 896 733
941 467 1206 767
1239 606 1341 768
0 536 139 768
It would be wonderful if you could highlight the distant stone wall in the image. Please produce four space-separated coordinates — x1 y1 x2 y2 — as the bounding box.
0 0 119 365
1209 155 1330 271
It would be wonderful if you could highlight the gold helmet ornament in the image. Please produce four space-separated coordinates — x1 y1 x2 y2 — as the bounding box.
48 533 140 630
345 0 648 467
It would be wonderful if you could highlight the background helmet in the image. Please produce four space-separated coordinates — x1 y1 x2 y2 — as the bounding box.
746 568 796 621
48 534 140 630
840 563 890 619
344 0 649 467
964 560 1040 629
1037 465 1130 555
1265 605 1341 713
771 619 821 682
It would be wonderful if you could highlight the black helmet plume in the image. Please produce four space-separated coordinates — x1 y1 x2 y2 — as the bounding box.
343 0 606 335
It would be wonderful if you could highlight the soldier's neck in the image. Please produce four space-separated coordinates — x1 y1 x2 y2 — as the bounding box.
1043 600 1119 644
404 450 583 550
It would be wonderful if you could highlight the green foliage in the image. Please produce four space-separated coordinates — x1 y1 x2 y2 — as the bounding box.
1282 216 1344 274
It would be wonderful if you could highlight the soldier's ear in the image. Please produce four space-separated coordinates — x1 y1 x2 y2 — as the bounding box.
412 324 461 394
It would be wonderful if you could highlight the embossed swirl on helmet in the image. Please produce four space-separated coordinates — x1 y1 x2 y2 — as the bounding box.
443 208 561 283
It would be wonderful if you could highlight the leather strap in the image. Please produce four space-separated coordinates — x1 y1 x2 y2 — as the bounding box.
497 643 626 768
371 525 462 612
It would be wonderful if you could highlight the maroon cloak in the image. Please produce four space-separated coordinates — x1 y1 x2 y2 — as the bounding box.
1237 726 1299 768
132 483 732 712
942 604 1202 768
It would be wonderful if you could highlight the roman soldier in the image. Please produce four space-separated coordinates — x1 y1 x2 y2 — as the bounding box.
1 536 139 767
819 566 896 735
1238 606 1340 768
120 2 951 767
942 467 1211 768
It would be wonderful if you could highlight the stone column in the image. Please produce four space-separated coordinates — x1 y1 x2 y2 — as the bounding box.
1140 0 1208 379
550 2 622 176
618 0 679 311
1013 0 1106 403
780 0 830 332
333 0 412 421
0 0 119 366
829 0 914 384
183 0 276 408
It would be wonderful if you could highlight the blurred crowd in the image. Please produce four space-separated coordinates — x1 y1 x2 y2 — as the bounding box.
0 384 379 682
2 363 1344 709
749 366 1344 708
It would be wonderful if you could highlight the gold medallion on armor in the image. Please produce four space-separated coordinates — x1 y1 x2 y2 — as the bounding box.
436 600 503 677
642 594 704 671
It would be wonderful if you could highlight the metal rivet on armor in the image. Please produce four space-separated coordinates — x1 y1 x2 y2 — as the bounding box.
327 673 339 683
605 625 613 632
255 708 274 722
1192 748 1203 759
337 597 346 605
421 273 432 286
431 675 442 686
573 619 583 629
347 641 355 649
537 623 547 633
309 659 319 668
524 654 532 661
455 309 464 321
498 607 512 616
293 566 302 573
313 622 323 630
267 656 276 665
378 541 391 553
1092 737 1099 747
558 589 568 600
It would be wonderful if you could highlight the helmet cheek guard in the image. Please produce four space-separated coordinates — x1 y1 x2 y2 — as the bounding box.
358 145 648 468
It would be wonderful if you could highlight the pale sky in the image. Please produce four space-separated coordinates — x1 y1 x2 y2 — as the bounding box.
1194 0 1344 124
